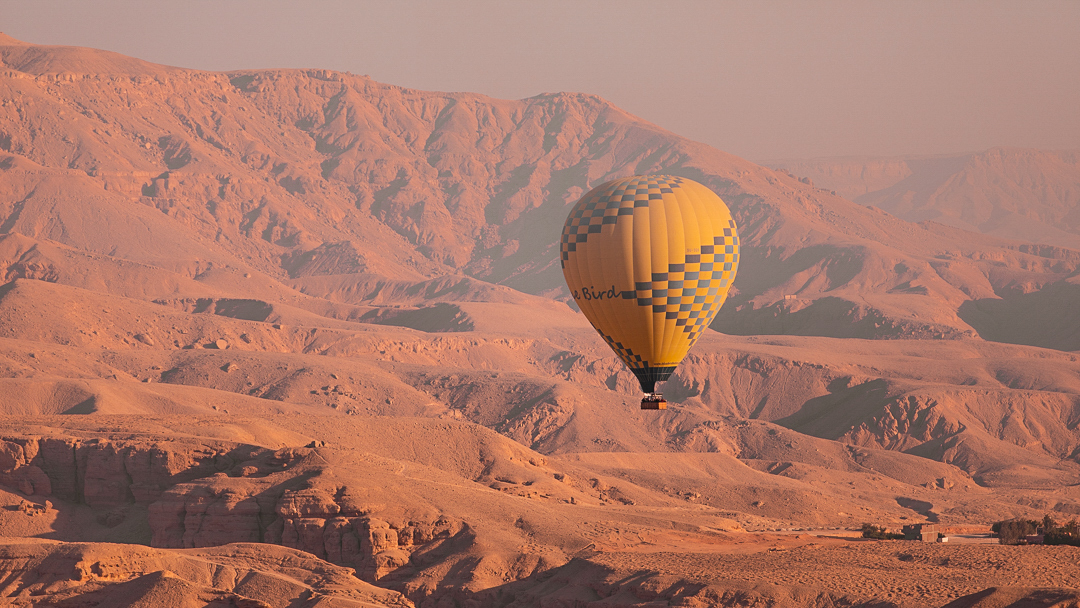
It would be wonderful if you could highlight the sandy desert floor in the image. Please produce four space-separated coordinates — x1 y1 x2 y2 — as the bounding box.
6 532 1079 607
571 538 1080 607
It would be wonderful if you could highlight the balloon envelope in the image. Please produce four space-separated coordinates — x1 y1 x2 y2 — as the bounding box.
560 175 739 395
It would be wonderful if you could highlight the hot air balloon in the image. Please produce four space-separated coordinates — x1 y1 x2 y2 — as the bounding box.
560 175 739 409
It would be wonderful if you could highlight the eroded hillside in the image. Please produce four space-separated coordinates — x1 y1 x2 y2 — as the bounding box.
2 34 1080 607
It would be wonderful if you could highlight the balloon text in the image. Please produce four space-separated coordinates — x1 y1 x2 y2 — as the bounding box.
573 285 620 301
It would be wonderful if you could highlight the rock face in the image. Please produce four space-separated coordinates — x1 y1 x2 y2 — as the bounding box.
148 465 465 582
0 435 236 506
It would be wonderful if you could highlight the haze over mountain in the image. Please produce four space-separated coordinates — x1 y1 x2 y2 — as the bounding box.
1 35 1079 607
769 149 1080 251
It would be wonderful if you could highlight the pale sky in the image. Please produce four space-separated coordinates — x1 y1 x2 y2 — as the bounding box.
2 0 1078 160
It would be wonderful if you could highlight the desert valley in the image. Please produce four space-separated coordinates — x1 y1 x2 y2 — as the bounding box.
1 33 1080 607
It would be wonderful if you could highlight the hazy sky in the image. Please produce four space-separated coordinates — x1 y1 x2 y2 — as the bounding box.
3 0 1078 160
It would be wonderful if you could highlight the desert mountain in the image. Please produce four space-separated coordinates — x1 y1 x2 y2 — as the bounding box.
4 36 1080 344
768 149 1080 251
2 35 1080 607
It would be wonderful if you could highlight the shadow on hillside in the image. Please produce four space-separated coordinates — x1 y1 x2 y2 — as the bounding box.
773 379 890 440
958 283 1080 352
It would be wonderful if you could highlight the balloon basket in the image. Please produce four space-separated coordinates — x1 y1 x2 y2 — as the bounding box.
640 394 667 410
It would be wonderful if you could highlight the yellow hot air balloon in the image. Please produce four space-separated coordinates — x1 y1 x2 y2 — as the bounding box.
560 175 739 409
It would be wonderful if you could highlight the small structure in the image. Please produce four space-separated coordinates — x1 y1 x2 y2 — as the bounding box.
903 523 942 542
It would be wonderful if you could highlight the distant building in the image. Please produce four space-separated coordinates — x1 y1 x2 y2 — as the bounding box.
903 523 941 542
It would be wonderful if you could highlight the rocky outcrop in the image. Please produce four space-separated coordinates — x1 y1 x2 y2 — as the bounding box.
274 512 462 581
149 474 464 582
0 539 413 607
1 435 466 585
0 434 256 506
0 437 51 496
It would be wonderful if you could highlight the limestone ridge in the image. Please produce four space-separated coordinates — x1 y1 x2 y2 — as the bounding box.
1 36 1077 342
